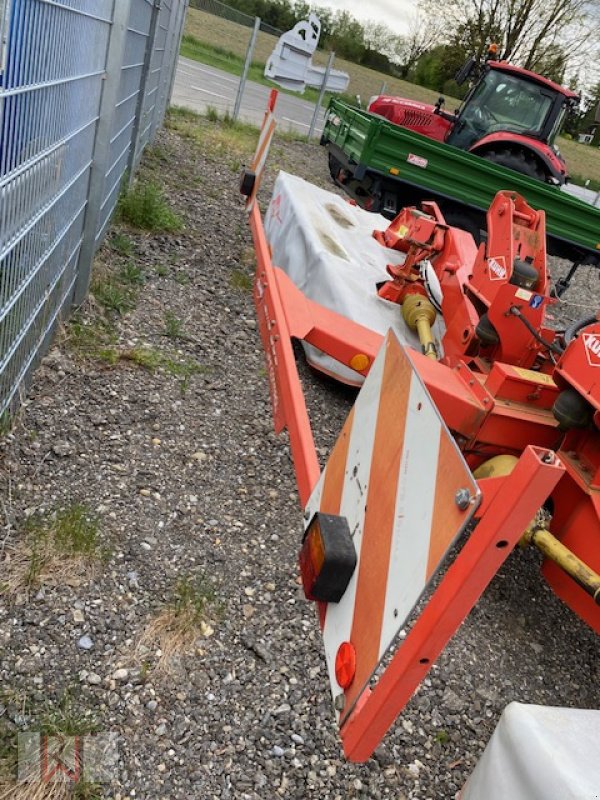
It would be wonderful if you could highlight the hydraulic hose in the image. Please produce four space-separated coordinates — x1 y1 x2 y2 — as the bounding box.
563 314 598 346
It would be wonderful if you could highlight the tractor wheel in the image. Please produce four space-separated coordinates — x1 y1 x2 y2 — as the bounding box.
482 148 548 182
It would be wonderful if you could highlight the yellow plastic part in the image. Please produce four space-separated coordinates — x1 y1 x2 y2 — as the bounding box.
401 294 437 359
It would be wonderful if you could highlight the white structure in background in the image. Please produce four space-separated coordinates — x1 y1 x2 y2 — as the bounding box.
264 13 349 94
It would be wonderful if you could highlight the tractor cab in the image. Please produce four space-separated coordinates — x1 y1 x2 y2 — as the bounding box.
447 62 577 151
444 60 579 181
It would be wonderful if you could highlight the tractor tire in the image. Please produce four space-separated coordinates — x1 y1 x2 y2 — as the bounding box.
482 148 548 182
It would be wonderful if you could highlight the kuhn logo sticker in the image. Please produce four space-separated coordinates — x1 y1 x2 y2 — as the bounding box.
488 256 507 281
583 333 600 367
407 153 428 168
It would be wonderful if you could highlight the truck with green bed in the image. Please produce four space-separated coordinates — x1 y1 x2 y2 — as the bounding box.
321 98 600 288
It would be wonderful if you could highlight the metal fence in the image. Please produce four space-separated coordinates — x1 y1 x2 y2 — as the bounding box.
0 0 188 416
178 0 333 136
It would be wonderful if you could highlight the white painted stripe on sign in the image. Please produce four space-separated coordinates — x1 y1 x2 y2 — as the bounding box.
378 376 441 657
322 342 387 706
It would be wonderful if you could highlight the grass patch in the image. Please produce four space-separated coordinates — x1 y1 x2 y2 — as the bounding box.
0 505 105 598
119 262 144 286
230 268 252 292
569 173 600 192
0 693 103 799
205 104 219 123
65 314 118 365
119 348 203 393
92 278 136 316
109 232 134 257
117 180 182 233
138 573 220 673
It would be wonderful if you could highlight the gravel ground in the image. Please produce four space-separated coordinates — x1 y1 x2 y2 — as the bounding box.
0 112 598 800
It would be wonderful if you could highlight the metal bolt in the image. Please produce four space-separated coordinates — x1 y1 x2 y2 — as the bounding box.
455 488 471 511
334 693 345 711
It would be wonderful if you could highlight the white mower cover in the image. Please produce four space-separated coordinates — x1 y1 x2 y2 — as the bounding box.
264 171 445 384
461 703 600 800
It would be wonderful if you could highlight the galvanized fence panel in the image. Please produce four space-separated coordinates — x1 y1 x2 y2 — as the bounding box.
0 0 187 416
95 0 155 243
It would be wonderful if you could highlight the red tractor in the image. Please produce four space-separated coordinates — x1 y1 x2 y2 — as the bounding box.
368 51 579 184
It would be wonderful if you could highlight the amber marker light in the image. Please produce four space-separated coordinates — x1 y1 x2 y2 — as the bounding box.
299 513 357 603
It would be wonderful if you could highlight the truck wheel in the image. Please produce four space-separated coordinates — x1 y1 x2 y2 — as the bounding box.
482 148 547 182
328 153 343 183
442 208 484 245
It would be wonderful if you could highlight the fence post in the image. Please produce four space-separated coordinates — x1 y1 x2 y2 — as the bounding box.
232 15 260 122
127 0 162 182
165 0 189 112
379 81 387 95
72 0 132 307
308 50 335 140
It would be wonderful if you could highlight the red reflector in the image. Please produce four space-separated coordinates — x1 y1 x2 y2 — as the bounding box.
335 641 356 689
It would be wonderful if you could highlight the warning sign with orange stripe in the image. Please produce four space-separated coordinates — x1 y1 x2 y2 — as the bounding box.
304 331 480 720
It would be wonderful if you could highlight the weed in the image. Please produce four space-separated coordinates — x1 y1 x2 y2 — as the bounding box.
120 347 163 372
92 278 135 316
117 181 182 232
174 271 190 285
39 692 99 739
110 232 134 257
155 264 169 277
65 315 118 363
434 730 450 745
138 573 220 673
164 311 184 339
119 262 144 286
230 268 252 292
205 105 219 123
0 505 105 597
167 105 199 122
0 411 12 436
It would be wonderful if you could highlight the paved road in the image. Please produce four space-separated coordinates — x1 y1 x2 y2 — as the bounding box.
171 56 326 136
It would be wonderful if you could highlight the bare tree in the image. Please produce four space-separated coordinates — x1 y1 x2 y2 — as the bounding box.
391 11 445 77
421 0 599 79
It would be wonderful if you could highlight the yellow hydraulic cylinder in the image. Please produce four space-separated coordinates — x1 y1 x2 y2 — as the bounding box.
402 293 437 359
474 454 600 604
522 526 600 605
473 455 518 479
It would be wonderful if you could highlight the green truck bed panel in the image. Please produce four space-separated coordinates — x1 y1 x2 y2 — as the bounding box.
324 99 600 260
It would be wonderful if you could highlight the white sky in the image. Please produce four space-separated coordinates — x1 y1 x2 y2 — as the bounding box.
315 0 418 36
